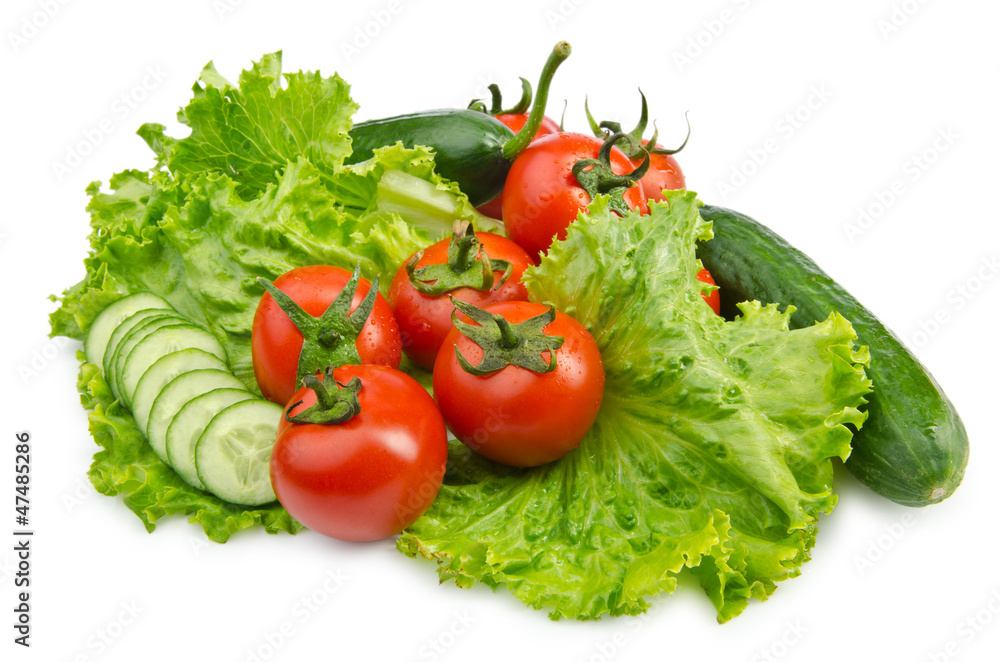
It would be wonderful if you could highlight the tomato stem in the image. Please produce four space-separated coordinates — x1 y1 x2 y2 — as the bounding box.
406 222 512 296
494 315 520 350
450 298 564 376
571 132 650 216
284 367 362 426
502 41 572 161
469 78 533 116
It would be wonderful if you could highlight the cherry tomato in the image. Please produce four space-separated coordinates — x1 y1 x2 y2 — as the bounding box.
387 232 534 370
636 141 686 204
698 268 721 315
252 266 401 405
502 132 647 260
433 301 605 468
476 113 560 220
271 364 448 542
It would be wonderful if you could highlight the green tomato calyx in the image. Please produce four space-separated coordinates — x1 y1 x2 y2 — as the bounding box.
406 221 512 296
257 263 377 385
572 132 650 216
585 89 691 159
284 367 362 426
451 298 565 376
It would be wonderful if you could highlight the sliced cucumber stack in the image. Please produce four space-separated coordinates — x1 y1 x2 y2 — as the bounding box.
131 349 229 435
146 369 247 464
196 400 284 506
86 292 282 507
108 316 187 401
166 388 256 490
103 311 183 390
84 293 172 366
120 325 227 407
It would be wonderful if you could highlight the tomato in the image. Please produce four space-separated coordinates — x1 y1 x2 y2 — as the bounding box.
502 132 647 260
495 112 561 136
387 228 534 370
476 113 560 220
252 265 401 405
698 268 721 315
433 301 605 467
637 141 686 203
271 364 448 542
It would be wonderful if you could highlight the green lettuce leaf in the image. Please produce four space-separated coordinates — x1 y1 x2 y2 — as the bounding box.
77 354 301 542
399 191 871 622
52 159 430 388
139 52 357 199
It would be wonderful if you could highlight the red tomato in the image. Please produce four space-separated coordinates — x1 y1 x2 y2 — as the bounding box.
271 364 448 542
698 268 721 315
433 301 605 468
476 113 560 220
494 112 561 136
637 141 686 203
387 232 533 370
502 132 647 260
252 266 401 405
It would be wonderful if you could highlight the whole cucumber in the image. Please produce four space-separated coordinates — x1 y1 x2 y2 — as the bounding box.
347 110 514 206
697 204 969 507
345 42 571 207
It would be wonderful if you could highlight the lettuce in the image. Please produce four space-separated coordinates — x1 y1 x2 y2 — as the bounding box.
77 357 299 542
138 51 357 199
50 53 477 541
398 191 871 622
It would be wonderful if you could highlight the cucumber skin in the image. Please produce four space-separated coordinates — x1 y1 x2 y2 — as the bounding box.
697 205 969 507
346 109 514 207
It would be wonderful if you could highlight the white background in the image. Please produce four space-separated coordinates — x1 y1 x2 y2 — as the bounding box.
2 0 999 660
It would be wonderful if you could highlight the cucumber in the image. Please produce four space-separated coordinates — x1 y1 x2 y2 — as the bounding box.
195 399 283 506
348 110 515 206
131 349 229 435
146 369 247 464
102 310 183 380
107 315 187 401
166 388 256 490
345 42 570 206
119 325 227 407
697 205 969 506
84 294 172 366
112 321 194 405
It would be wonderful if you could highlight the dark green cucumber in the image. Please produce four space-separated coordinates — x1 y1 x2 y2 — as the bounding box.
697 204 969 507
348 109 514 205
345 42 571 207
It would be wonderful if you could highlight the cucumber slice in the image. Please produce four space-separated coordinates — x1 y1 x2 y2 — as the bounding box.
84 294 172 366
131 349 229 435
107 315 187 400
114 321 194 405
166 388 256 490
120 325 228 407
196 399 282 506
103 311 183 383
146 369 247 464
